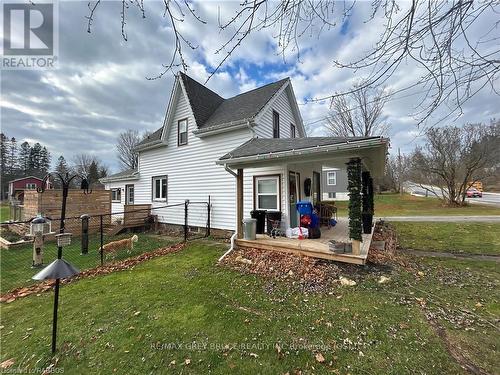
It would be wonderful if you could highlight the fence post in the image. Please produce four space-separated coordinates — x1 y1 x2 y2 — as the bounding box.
100 215 104 266
184 200 189 242
206 195 211 237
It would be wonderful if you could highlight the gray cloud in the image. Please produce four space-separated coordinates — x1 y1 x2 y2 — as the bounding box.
2 1 498 171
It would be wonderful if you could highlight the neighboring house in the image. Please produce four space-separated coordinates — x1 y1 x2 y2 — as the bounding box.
321 168 349 201
8 176 44 203
101 72 388 235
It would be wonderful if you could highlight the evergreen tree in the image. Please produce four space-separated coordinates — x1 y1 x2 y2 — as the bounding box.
39 146 51 174
98 166 108 179
8 137 17 174
55 155 70 176
0 133 7 175
29 143 43 172
19 141 31 175
88 161 99 186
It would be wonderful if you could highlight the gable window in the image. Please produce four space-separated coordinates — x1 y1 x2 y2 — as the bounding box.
290 123 296 138
26 183 36 190
152 176 167 201
178 118 188 146
272 110 280 138
254 175 280 211
327 171 337 186
111 188 121 202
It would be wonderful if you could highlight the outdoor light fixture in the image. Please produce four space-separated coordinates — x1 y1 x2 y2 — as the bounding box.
34 171 91 353
33 259 79 354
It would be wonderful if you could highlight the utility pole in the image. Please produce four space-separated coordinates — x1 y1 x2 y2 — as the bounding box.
398 148 402 195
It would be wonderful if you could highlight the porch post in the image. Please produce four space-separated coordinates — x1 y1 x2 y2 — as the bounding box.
236 169 244 239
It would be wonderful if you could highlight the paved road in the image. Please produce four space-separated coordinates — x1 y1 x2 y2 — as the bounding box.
380 215 500 222
403 182 500 207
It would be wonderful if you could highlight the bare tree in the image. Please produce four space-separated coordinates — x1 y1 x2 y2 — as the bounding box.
83 1 499 123
325 84 389 137
116 129 141 171
72 154 109 180
385 151 411 194
409 120 500 206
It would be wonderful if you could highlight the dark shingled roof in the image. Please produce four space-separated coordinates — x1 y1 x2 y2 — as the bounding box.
136 127 163 147
179 72 224 127
202 78 289 128
101 168 138 181
137 73 289 148
220 137 381 160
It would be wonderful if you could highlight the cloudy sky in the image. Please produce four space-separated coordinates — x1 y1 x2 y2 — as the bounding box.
1 1 499 172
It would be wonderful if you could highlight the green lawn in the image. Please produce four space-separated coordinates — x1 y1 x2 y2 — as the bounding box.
0 233 179 294
0 202 9 222
335 193 500 217
2 240 498 374
393 222 500 255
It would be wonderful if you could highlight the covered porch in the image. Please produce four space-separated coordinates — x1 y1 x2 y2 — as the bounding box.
217 136 389 265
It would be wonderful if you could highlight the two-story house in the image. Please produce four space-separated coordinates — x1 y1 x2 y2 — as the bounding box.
102 72 388 244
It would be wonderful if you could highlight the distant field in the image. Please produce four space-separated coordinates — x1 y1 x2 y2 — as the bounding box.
335 193 500 217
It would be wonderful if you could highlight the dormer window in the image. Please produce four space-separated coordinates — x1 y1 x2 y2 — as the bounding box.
272 110 280 138
178 118 188 146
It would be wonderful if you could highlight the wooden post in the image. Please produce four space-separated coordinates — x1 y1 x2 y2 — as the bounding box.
236 169 243 239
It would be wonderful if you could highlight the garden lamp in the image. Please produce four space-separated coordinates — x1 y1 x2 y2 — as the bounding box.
33 257 79 354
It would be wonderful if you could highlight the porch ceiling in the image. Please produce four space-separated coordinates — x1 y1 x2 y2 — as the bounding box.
217 136 389 177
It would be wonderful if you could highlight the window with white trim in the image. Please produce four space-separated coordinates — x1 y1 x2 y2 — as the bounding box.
327 171 337 186
328 192 336 199
111 188 121 202
255 176 280 210
152 176 167 201
26 183 36 190
290 123 296 138
272 110 280 138
178 119 188 146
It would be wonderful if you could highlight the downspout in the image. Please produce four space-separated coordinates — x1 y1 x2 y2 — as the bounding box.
218 163 238 263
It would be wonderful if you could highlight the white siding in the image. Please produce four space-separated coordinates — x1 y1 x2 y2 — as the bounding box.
243 165 288 225
104 182 126 222
254 87 300 139
134 90 253 230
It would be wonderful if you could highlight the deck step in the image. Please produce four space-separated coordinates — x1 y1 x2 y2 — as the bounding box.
236 239 366 265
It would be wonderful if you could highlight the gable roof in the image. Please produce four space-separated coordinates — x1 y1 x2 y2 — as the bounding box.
201 78 289 129
179 72 224 127
9 175 44 183
137 73 291 149
219 137 383 160
99 169 139 183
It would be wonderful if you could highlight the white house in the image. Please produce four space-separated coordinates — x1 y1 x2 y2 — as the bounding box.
102 72 388 264
101 72 306 230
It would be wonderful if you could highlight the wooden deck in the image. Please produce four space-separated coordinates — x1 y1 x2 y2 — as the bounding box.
236 218 374 265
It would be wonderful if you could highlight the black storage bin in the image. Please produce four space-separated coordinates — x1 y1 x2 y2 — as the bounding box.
250 210 266 234
266 211 282 235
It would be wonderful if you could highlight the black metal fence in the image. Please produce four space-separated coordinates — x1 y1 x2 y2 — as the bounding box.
0 198 211 294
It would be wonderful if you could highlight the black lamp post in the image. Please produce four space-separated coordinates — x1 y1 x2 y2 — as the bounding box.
32 172 92 354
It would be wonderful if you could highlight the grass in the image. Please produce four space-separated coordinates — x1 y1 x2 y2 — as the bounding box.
0 233 179 294
393 222 500 256
0 202 9 222
335 193 500 217
3 239 498 374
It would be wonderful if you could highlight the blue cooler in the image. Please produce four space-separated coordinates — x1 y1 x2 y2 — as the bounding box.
296 201 313 216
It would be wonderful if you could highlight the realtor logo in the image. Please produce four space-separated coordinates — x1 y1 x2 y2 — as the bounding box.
1 1 58 69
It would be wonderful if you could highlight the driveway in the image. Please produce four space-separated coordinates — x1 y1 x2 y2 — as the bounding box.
379 215 500 222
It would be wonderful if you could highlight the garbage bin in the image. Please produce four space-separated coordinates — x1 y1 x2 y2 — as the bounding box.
266 211 282 236
242 218 257 240
250 210 266 234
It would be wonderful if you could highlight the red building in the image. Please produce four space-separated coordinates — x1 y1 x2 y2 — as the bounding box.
8 176 45 203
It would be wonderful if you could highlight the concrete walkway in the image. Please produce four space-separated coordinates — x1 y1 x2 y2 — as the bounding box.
379 215 500 222
404 249 500 262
